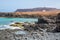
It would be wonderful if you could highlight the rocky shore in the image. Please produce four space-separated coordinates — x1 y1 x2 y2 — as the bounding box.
0 13 60 40
0 29 60 40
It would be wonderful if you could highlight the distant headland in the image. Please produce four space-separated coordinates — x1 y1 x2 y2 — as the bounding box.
0 7 60 18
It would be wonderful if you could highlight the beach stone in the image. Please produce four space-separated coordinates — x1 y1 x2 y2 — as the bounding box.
0 30 15 40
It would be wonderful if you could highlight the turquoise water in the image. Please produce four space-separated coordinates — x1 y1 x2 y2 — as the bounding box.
0 17 38 25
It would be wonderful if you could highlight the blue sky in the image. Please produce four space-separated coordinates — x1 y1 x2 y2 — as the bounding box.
0 0 60 12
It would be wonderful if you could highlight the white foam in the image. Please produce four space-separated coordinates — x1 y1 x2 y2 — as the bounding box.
0 25 21 30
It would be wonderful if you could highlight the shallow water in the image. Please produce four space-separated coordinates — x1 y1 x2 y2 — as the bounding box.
0 17 38 25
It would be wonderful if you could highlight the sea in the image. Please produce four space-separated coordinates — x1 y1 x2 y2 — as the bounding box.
0 17 38 29
0 17 38 25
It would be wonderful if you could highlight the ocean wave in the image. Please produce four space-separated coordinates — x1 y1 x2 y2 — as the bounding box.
0 25 21 30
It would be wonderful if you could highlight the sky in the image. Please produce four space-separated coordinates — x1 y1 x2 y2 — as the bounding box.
0 0 60 12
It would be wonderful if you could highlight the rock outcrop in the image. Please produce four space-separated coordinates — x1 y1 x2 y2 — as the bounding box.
53 13 60 32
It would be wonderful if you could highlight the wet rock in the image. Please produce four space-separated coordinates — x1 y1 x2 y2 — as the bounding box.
37 18 48 24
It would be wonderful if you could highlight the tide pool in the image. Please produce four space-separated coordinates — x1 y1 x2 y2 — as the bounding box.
0 17 38 25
